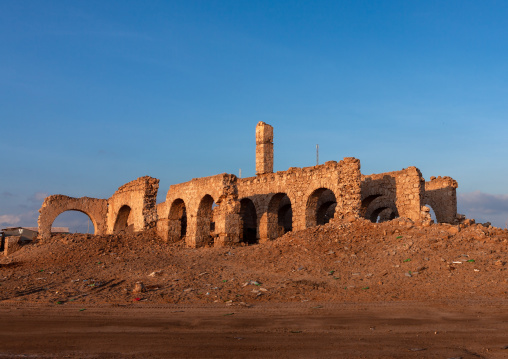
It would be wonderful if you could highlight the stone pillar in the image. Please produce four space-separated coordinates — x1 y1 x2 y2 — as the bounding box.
258 212 270 243
185 215 200 248
213 197 241 247
395 166 425 222
213 174 242 247
156 219 170 241
256 122 274 175
334 157 362 220
141 176 160 229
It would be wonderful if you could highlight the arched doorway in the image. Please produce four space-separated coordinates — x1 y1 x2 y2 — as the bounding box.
196 194 215 246
52 210 95 234
305 188 337 227
240 198 258 244
267 193 292 239
113 205 133 233
360 194 382 218
423 204 437 223
168 198 187 240
364 196 399 223
370 207 398 223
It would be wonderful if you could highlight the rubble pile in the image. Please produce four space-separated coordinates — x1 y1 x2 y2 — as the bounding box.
0 219 506 306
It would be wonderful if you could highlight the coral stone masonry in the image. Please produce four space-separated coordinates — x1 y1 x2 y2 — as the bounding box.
255 121 274 175
37 123 461 247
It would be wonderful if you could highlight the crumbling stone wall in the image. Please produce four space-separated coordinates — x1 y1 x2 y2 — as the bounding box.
237 158 362 242
424 176 458 224
38 122 459 247
3 236 23 256
361 167 425 222
106 176 160 234
38 195 108 240
157 173 241 248
38 177 159 239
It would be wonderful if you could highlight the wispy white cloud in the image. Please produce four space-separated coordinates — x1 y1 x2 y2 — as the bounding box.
28 192 49 202
458 191 508 227
0 191 48 229
0 214 21 226
458 191 508 214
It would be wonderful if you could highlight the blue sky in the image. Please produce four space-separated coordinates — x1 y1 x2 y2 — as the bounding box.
1 0 508 231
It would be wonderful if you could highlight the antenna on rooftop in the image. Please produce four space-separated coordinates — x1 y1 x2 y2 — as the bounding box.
316 144 319 166
239 168 242 178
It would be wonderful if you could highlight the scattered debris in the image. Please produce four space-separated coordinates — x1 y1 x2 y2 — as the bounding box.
149 270 163 277
133 282 146 294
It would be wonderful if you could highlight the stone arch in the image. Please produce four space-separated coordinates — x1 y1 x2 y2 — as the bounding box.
360 194 382 218
264 193 292 240
38 195 108 240
305 188 337 228
167 198 187 241
364 196 399 223
194 194 215 246
240 198 258 244
113 205 134 233
360 175 397 219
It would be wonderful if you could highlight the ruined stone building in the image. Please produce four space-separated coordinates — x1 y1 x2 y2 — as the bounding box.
38 122 459 247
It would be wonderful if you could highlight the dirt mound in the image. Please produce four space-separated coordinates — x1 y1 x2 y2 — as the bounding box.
1 219 507 306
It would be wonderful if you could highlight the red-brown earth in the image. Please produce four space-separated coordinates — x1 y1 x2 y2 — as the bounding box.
1 218 507 358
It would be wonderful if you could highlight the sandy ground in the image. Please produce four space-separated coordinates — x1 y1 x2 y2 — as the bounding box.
1 218 507 357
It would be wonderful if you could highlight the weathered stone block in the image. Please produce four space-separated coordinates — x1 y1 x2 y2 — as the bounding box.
4 236 23 256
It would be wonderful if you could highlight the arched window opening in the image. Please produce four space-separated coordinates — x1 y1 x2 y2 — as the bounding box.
306 188 337 227
52 210 95 234
114 205 133 234
240 198 258 244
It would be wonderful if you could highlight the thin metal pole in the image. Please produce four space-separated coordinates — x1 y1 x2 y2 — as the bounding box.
239 168 242 178
316 144 319 166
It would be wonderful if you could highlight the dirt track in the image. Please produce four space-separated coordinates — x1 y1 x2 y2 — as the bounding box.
1 301 508 358
1 218 507 357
